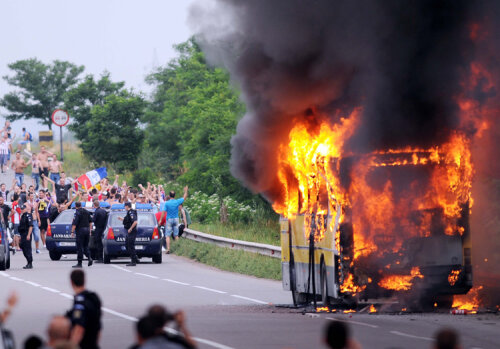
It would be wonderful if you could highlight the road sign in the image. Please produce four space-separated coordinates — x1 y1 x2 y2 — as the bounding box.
51 109 70 127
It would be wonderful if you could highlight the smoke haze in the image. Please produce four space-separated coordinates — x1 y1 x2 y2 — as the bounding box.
190 0 500 306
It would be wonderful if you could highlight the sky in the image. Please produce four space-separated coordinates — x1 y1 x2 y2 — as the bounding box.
0 0 197 138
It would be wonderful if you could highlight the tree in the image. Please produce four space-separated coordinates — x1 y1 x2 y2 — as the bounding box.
1 59 84 129
144 38 255 203
64 73 125 140
80 93 145 172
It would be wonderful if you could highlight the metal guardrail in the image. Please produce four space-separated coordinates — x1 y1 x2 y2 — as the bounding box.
183 228 281 259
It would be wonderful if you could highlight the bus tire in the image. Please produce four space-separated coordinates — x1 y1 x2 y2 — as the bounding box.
290 253 308 305
49 251 62 261
320 261 330 307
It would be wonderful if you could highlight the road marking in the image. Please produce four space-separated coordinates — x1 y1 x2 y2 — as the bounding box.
24 281 41 287
390 331 432 341
193 286 227 294
102 307 138 322
326 317 379 329
135 272 159 279
3 270 235 349
163 278 190 286
9 276 24 281
231 294 268 305
110 265 132 273
41 287 60 293
59 293 73 300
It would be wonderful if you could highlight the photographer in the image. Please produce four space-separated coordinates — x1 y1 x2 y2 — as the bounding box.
132 305 196 349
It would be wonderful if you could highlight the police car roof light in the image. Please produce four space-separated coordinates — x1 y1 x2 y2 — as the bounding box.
135 203 153 210
111 204 125 210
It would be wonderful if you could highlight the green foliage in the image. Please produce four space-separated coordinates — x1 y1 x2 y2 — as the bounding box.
82 93 146 172
1 59 84 129
64 74 145 172
64 73 125 141
144 38 252 202
191 221 280 246
172 238 281 280
131 167 158 188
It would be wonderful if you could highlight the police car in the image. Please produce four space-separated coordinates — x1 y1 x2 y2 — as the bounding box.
46 201 110 261
0 222 10 270
103 204 161 264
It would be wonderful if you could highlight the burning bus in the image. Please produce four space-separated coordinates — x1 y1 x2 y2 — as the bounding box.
277 111 473 309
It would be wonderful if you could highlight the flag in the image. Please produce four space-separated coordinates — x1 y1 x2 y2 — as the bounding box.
76 167 107 190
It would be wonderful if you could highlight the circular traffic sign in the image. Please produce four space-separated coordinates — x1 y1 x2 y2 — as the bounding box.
51 109 70 127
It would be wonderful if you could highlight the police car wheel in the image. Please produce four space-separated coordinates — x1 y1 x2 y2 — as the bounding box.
152 254 162 264
103 253 111 264
49 251 62 261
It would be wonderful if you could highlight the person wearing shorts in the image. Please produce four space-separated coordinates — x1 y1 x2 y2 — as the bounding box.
160 186 188 254
0 135 10 173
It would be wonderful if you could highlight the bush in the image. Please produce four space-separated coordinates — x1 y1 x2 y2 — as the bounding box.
131 168 158 187
187 191 257 224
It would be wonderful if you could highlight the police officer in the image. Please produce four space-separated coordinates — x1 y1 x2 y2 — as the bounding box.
18 204 33 269
118 202 138 266
67 269 102 349
91 200 107 263
71 202 93 268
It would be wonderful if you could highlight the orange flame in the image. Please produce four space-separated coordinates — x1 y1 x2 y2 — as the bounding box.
452 286 482 312
378 267 424 291
369 304 377 313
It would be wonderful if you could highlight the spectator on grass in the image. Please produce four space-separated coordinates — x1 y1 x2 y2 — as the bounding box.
324 321 362 349
19 127 31 151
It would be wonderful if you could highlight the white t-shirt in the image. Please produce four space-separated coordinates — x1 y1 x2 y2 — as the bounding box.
0 140 10 154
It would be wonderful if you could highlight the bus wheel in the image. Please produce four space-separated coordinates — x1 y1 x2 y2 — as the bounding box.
290 253 308 305
321 261 330 307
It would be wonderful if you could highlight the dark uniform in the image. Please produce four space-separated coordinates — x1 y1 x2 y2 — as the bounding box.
73 207 92 265
92 207 107 262
123 208 138 264
67 290 102 349
18 210 34 267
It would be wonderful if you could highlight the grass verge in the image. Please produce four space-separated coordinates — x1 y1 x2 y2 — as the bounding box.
190 220 280 246
172 238 282 280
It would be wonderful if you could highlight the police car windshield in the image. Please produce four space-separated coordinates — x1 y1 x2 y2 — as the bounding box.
53 210 75 224
110 212 156 227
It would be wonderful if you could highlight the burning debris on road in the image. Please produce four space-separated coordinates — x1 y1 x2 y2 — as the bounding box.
191 0 500 311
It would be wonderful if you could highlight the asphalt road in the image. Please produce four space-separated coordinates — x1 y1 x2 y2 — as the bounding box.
0 168 498 349
1 250 499 349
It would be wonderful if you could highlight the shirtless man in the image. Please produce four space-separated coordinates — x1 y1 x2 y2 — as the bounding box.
11 151 28 186
37 146 54 189
49 154 62 185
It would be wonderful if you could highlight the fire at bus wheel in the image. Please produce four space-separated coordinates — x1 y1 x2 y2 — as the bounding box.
290 253 308 305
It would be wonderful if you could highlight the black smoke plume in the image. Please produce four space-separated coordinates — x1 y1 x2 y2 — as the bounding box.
190 0 500 306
